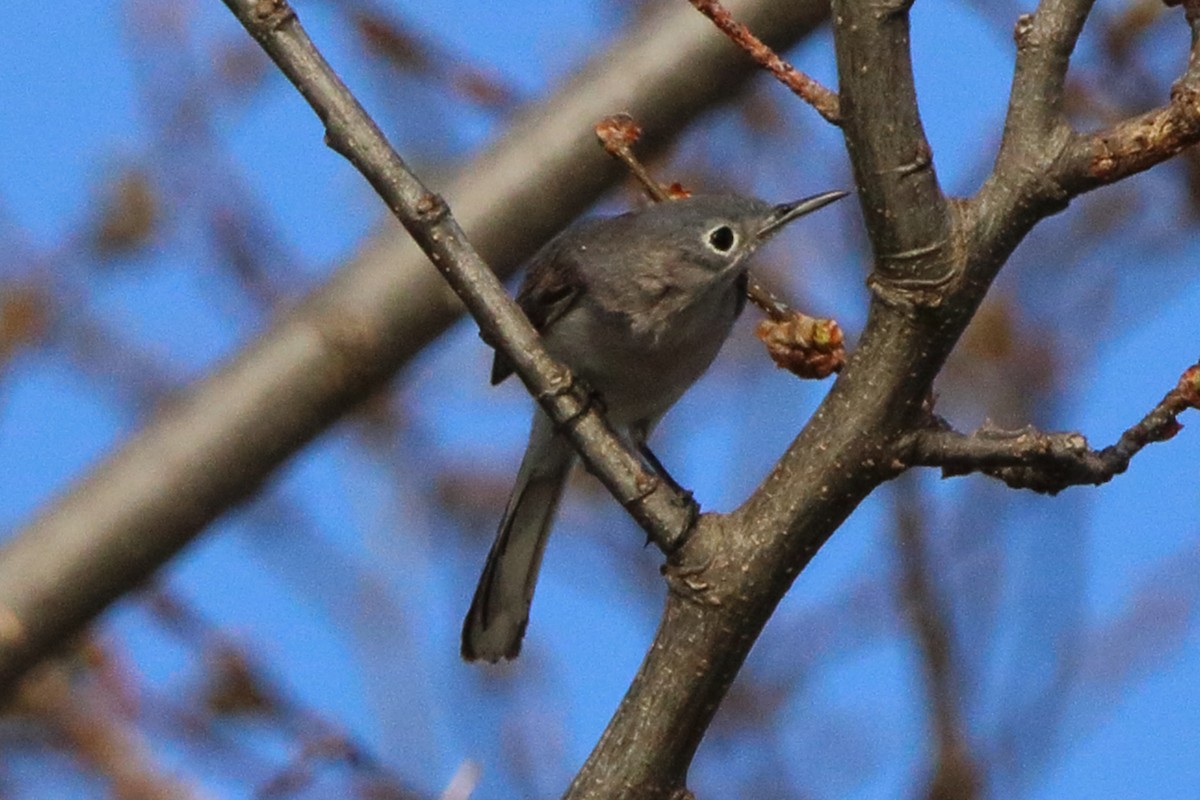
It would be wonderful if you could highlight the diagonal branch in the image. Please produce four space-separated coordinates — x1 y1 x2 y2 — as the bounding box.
687 0 841 124
902 364 1200 494
226 3 696 533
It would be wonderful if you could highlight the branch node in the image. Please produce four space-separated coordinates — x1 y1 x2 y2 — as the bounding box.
867 255 958 310
250 0 294 32
414 192 449 224
662 556 720 606
882 140 934 178
1013 13 1035 47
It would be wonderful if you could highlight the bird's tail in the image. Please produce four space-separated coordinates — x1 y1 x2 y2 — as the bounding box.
462 413 574 662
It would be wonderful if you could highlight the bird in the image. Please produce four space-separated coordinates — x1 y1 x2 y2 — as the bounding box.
462 190 847 662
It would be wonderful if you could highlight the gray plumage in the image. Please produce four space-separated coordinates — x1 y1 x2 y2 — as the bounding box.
462 191 846 662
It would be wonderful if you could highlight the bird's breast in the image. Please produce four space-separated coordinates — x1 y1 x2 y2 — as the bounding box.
544 278 743 426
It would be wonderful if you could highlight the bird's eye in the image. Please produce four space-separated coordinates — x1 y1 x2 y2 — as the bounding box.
707 225 736 253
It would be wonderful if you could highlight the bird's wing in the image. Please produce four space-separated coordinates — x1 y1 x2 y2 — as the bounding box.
490 243 585 385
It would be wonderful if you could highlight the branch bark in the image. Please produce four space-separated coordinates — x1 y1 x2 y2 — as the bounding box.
0 0 831 692
903 363 1200 493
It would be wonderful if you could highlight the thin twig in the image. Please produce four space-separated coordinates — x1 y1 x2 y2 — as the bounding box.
903 364 1200 494
595 114 672 202
688 0 842 125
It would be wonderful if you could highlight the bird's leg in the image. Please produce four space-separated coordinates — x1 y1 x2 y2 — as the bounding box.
630 420 692 501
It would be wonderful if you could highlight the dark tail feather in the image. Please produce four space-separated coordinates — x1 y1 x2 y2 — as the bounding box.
462 418 573 662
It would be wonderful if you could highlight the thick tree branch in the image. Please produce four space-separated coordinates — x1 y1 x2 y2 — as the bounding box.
0 0 830 692
831 0 951 298
902 364 1200 494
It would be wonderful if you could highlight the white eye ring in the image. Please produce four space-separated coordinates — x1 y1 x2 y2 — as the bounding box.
705 225 737 254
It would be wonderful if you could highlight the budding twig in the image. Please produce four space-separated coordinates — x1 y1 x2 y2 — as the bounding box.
687 0 841 125
903 363 1200 493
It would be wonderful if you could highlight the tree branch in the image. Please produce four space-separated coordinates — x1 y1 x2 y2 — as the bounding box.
0 0 831 692
973 1 1200 276
903 364 1200 494
831 0 951 298
567 5 1200 798
687 0 842 124
995 0 1096 171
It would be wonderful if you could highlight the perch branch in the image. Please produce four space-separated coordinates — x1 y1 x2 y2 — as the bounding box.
221 0 695 546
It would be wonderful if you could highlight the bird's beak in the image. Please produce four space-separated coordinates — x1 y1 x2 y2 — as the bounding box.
758 189 850 239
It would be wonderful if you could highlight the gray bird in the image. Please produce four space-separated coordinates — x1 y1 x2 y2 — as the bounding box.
462 190 847 662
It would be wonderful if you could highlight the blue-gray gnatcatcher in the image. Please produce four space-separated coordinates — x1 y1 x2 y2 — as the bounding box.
462 190 847 662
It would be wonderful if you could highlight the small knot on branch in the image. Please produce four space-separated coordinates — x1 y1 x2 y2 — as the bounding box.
867 252 958 311
1013 13 1035 47
414 192 449 223
250 0 295 32
661 555 721 606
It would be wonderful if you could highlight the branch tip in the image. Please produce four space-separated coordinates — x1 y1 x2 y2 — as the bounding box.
687 0 841 125
904 361 1200 493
